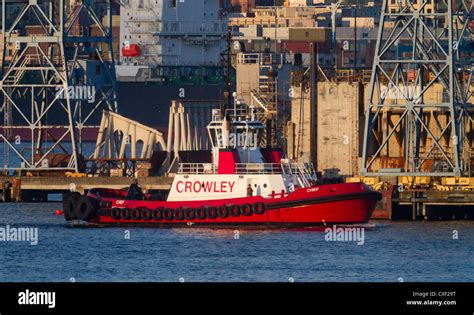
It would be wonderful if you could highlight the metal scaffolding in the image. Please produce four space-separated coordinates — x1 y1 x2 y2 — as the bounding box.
0 0 118 172
64 0 118 152
361 0 473 176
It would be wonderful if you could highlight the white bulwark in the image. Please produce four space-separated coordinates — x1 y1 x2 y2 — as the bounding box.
167 174 288 201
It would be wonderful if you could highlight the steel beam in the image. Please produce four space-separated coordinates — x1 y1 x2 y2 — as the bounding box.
0 0 119 172
1 0 79 172
361 0 473 176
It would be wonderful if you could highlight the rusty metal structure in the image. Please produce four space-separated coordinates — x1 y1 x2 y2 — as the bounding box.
0 0 117 172
361 0 473 176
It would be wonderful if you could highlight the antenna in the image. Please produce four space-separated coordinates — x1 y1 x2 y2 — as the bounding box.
222 28 233 112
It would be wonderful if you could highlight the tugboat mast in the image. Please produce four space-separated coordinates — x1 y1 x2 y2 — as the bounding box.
223 29 233 113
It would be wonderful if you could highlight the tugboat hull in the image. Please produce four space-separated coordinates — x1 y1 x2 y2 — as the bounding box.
67 183 382 228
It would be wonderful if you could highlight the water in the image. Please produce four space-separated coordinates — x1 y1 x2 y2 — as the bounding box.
0 203 473 282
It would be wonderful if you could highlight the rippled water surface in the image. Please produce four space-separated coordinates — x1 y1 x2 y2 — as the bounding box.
0 203 473 282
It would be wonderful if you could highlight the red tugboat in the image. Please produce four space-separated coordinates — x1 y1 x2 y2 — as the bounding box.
63 108 381 228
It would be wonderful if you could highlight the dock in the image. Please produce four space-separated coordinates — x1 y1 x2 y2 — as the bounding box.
396 190 474 221
0 177 174 202
369 187 474 221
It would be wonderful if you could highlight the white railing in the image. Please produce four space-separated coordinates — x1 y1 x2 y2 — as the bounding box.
211 108 265 122
281 162 317 188
160 21 227 35
237 53 260 65
178 163 216 174
237 53 288 65
125 21 227 35
178 162 317 185
235 163 282 174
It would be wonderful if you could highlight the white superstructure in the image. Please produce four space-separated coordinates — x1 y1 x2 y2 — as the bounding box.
117 0 227 81
166 108 317 202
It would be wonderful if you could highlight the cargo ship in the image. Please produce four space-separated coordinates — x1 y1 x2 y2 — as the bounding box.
62 107 381 228
115 0 228 129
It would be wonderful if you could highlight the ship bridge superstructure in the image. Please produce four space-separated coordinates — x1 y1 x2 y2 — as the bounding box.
117 0 227 82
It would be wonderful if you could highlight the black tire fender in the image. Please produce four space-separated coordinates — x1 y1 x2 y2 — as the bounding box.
252 202 266 215
141 208 153 221
111 208 121 220
131 208 141 220
229 204 241 217
241 204 253 216
162 208 174 221
217 206 229 218
152 208 163 221
195 207 207 220
184 208 196 220
174 208 185 221
121 208 131 220
206 206 218 219
63 192 81 221
74 195 98 221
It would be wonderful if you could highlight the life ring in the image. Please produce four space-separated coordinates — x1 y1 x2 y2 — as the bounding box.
229 204 241 217
74 195 98 221
195 207 207 220
184 208 196 220
162 208 174 221
217 206 229 218
252 202 266 215
131 208 141 220
111 208 121 220
152 208 163 221
141 208 152 221
241 204 253 216
206 206 218 219
174 208 185 221
63 192 81 221
121 208 131 220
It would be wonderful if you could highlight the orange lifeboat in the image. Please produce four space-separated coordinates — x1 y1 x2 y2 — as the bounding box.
122 44 141 57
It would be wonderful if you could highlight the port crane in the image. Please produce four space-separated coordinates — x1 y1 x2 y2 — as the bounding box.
0 0 118 173
361 0 473 177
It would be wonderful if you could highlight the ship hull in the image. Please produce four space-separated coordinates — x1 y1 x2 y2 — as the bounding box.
67 183 382 228
1 83 223 142
117 82 223 129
